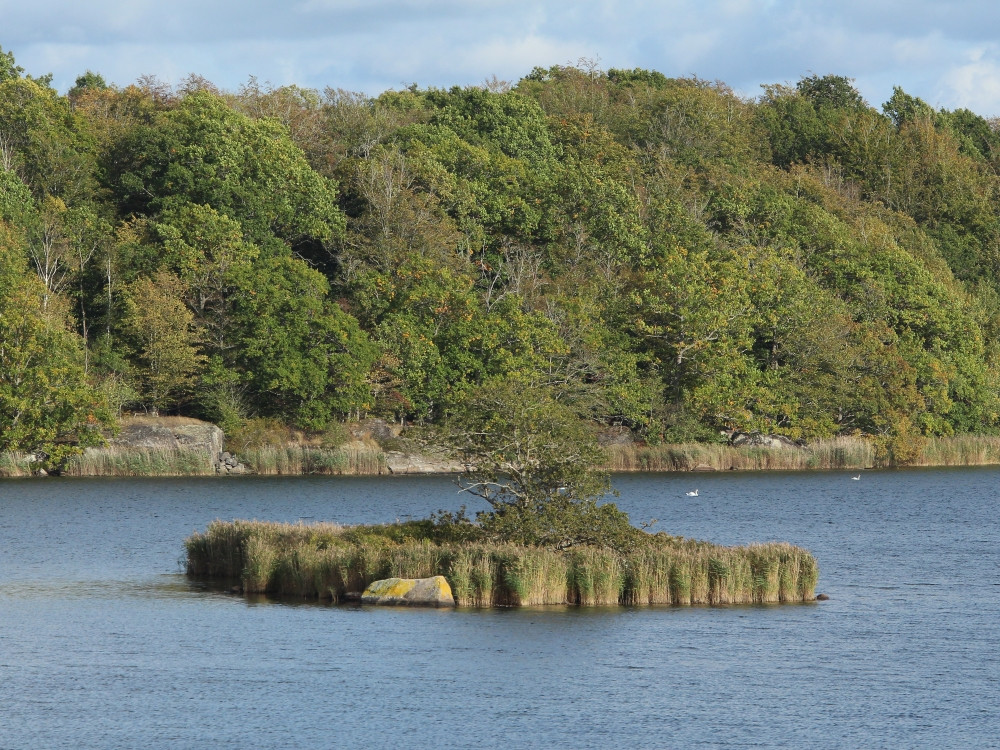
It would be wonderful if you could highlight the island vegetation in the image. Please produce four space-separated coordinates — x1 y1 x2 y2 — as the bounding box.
185 518 819 606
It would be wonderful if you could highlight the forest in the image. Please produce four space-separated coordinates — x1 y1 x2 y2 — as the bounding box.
4 45 1000 466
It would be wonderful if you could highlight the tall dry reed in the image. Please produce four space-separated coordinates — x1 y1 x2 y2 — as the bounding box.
0 453 34 478
568 547 624 606
914 435 1000 466
445 545 498 607
63 447 216 477
604 436 876 472
239 445 386 475
495 545 569 606
606 433 1000 472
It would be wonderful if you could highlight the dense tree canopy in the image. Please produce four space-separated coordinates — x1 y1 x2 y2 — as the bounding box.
4 42 1000 467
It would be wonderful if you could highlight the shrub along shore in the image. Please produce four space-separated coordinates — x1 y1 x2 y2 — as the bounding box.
185 519 820 607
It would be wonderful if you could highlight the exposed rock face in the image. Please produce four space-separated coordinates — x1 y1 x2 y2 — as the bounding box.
112 420 225 457
727 431 804 450
383 451 465 474
597 427 635 446
99 419 250 474
350 418 401 442
361 576 456 607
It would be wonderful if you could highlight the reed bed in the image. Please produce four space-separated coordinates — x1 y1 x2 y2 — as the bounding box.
185 520 819 607
605 433 1000 472
238 444 387 475
913 435 1000 466
62 446 217 476
604 436 876 472
0 452 34 477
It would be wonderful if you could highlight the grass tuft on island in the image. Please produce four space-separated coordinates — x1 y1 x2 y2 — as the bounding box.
185 519 819 607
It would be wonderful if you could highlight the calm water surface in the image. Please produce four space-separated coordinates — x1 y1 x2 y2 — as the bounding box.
1 469 998 749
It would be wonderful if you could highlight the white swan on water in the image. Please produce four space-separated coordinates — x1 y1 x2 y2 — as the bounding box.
685 489 699 497
852 474 862 480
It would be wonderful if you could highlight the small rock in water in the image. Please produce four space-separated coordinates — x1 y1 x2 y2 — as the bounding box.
816 593 830 601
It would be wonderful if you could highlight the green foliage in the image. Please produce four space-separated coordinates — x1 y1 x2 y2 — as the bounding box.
447 376 636 550
882 86 935 127
68 71 108 102
103 90 343 249
450 377 610 506
480 496 640 553
4 52 1000 463
236 255 375 428
0 169 35 227
154 202 259 357
0 46 24 84
796 74 867 111
120 270 205 412
0 76 97 201
0 223 112 460
426 87 559 165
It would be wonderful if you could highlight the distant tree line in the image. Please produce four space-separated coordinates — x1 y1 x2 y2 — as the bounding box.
4 48 1000 464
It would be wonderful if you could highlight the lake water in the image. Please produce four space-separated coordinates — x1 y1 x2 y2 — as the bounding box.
1 469 997 749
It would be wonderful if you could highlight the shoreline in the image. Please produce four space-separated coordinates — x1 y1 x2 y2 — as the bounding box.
6 419 1000 478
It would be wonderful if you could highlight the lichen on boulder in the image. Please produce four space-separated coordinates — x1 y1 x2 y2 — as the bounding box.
361 576 455 607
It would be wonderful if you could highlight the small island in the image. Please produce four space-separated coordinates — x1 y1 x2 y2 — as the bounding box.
185 518 818 607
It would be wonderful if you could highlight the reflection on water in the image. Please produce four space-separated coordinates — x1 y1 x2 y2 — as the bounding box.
1 469 998 749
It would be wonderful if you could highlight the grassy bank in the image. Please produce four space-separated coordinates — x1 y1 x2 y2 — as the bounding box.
185 520 819 607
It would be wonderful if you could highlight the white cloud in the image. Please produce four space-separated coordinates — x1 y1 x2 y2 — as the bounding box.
4 0 1000 114
939 55 1000 113
448 34 588 82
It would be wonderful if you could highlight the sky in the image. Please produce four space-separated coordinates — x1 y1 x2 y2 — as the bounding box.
4 0 1000 115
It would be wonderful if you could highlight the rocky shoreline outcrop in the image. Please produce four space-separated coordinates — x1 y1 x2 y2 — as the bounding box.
7 417 837 479
382 450 466 474
78 418 251 475
72 416 460 477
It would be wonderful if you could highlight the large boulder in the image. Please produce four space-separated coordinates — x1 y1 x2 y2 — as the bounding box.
110 419 224 457
597 426 634 446
383 451 465 474
361 576 455 607
349 418 401 442
727 431 804 450
83 417 250 475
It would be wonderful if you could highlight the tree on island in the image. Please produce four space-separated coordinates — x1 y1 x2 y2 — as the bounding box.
447 376 640 552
